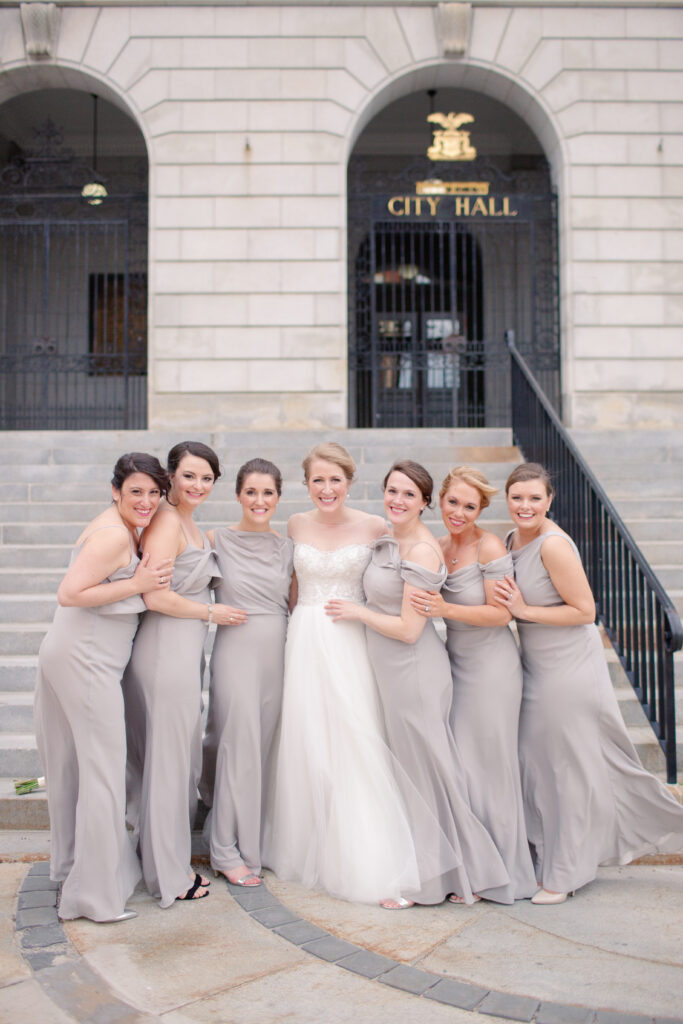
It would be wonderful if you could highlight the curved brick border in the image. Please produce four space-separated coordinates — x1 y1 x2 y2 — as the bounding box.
15 864 682 1024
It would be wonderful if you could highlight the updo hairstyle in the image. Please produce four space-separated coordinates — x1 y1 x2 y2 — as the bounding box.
302 442 356 483
236 458 283 497
383 460 434 510
440 465 497 510
505 462 553 497
111 452 169 495
167 440 221 481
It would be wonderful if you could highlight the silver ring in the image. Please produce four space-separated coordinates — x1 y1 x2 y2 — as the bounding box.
229 616 234 623
160 577 166 584
425 605 431 612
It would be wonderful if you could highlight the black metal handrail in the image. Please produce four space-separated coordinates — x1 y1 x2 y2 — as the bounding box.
508 337 682 783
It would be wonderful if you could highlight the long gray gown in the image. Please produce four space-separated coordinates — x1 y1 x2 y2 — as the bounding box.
199 528 293 876
363 536 512 905
34 525 143 921
442 554 537 901
510 529 683 894
123 530 220 907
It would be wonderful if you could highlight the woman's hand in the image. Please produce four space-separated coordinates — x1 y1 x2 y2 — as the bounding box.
409 589 445 618
133 553 175 594
493 574 527 617
212 603 248 626
325 599 364 623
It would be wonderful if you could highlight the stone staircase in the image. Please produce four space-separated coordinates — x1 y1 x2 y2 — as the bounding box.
571 427 683 776
0 427 678 828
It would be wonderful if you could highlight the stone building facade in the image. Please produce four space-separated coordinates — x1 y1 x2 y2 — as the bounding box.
0 0 681 431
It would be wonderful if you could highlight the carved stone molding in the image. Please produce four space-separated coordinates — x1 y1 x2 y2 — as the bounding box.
20 3 60 60
436 2 471 59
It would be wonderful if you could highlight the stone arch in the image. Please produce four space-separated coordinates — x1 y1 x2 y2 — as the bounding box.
345 60 566 430
0 64 150 429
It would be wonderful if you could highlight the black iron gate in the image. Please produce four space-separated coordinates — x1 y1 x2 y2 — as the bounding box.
348 158 560 429
0 120 148 429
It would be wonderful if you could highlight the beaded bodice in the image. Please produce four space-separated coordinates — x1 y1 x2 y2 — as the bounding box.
294 543 370 606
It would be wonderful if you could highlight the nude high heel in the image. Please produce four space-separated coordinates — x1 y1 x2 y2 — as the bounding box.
531 889 575 905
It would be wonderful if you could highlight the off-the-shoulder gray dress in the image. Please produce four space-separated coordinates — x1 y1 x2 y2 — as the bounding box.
200 529 293 876
442 554 537 901
123 531 220 907
510 530 683 894
34 525 143 921
363 536 511 905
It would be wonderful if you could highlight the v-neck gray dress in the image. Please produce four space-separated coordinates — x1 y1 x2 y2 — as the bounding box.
510 530 683 894
200 529 293 876
363 536 511 905
442 554 537 901
34 525 143 921
123 532 221 907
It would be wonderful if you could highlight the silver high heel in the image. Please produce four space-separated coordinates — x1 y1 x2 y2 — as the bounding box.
531 889 575 905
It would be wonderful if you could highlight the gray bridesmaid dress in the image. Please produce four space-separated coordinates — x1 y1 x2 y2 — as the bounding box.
34 525 143 921
123 530 220 907
510 530 683 894
199 529 293 876
363 536 511 904
442 553 537 901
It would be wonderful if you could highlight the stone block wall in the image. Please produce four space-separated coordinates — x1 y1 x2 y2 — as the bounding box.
0 0 681 429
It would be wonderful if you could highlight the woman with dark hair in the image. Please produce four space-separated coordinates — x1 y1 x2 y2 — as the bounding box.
327 461 510 907
34 452 171 922
497 462 683 904
124 441 238 906
199 458 293 887
409 466 537 902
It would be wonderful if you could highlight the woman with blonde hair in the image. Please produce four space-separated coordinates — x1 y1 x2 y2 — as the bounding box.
263 442 421 905
409 465 537 901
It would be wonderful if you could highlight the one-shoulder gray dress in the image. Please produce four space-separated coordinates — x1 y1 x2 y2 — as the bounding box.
200 529 293 876
34 525 143 921
510 530 683 894
363 536 511 904
123 532 220 907
442 554 537 901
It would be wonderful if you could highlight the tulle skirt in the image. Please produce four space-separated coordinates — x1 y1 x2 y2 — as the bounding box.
262 604 420 903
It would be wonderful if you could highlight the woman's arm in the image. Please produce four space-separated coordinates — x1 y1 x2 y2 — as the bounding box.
494 535 596 625
410 533 512 626
288 571 298 613
57 529 172 608
326 542 441 644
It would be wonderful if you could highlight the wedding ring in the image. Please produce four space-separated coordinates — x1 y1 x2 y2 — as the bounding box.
425 605 431 612
160 577 166 584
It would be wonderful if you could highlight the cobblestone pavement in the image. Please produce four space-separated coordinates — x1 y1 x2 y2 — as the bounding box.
1 848 682 1024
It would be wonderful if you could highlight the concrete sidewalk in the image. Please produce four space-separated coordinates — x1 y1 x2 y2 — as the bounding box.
0 833 681 1024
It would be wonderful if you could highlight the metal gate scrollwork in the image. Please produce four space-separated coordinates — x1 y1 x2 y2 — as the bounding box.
348 154 560 429
0 116 148 429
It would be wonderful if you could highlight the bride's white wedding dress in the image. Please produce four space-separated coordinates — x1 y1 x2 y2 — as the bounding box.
262 542 420 903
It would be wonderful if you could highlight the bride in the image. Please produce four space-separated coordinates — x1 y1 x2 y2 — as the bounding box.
262 442 420 904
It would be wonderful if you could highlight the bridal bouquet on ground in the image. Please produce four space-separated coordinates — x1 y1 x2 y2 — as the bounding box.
14 776 45 795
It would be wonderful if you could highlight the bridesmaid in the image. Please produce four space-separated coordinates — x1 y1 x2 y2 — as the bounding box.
410 466 537 901
496 462 683 904
326 460 511 907
199 458 293 887
34 452 171 922
123 441 236 906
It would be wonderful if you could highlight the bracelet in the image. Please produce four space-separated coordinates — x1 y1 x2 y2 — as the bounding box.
207 603 213 625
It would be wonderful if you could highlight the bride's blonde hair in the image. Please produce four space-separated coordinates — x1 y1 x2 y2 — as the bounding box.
302 442 356 483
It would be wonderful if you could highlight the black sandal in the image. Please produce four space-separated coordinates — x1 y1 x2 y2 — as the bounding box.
176 874 210 901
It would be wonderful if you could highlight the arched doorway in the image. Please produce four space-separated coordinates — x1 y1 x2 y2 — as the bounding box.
348 88 559 429
0 88 148 429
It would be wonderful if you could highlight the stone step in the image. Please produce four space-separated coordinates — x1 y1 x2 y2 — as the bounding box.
0 734 42 778
0 570 64 594
0 625 47 656
0 657 38 692
0 596 56 624
0 546 74 569
0 692 34 732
